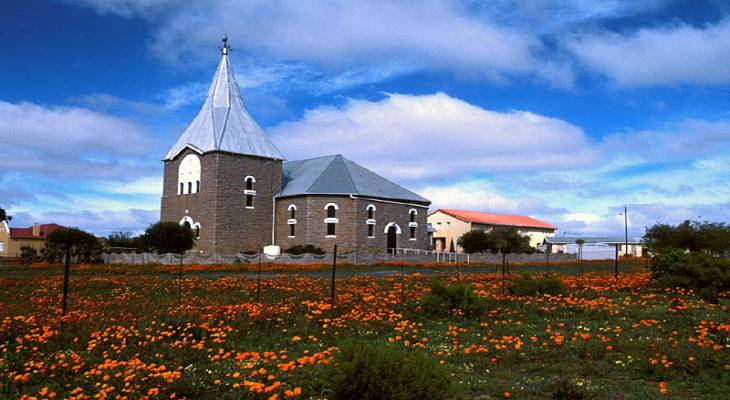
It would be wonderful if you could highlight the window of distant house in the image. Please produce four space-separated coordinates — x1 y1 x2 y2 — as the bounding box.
324 203 338 237
410 226 416 239
368 224 374 238
178 154 201 194
288 205 297 237
245 176 256 208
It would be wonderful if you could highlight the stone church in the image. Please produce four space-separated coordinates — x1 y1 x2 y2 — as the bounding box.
161 38 431 255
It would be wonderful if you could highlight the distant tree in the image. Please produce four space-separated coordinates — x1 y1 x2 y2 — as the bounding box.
105 231 143 251
0 207 11 222
46 227 101 316
457 228 531 254
139 222 195 255
644 220 730 255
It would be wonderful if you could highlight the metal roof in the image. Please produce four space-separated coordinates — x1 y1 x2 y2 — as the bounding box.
544 236 642 245
433 209 557 230
164 39 284 161
278 155 430 204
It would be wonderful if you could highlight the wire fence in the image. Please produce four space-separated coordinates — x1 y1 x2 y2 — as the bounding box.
102 247 582 266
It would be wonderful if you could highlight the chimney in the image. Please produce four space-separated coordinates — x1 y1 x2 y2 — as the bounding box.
32 223 40 237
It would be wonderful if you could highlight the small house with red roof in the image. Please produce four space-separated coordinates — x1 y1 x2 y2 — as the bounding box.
0 222 63 258
428 209 557 253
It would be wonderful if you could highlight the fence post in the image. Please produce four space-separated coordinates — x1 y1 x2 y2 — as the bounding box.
614 245 619 280
61 247 71 317
501 252 506 295
256 248 263 303
331 245 338 305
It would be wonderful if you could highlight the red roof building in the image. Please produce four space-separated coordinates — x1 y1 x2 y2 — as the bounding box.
428 209 557 253
10 223 63 239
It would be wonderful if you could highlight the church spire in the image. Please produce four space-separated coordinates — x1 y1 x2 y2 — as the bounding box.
164 37 284 161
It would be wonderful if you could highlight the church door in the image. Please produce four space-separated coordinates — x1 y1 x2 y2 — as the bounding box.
387 225 397 254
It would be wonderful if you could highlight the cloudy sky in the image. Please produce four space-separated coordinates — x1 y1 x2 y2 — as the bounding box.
2 0 730 237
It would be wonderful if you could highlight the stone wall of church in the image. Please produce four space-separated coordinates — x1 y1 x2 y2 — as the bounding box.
161 148 282 255
274 195 430 254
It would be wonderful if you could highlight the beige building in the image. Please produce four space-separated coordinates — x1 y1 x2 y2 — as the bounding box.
428 209 557 253
0 222 63 258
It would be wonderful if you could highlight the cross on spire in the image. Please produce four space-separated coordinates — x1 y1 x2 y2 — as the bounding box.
221 35 230 55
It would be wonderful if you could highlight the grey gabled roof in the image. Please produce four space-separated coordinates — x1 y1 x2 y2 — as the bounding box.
278 155 430 204
164 41 284 161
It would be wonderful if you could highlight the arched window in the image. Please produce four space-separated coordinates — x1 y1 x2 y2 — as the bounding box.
178 154 201 195
324 203 339 237
326 204 337 218
245 176 256 208
287 204 297 238
193 222 201 239
366 204 376 238
408 209 418 240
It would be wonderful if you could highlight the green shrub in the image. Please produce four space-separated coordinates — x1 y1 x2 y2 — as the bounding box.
20 246 38 264
509 273 566 296
650 248 686 278
328 341 461 400
285 244 326 255
654 252 730 303
420 280 491 317
552 377 587 400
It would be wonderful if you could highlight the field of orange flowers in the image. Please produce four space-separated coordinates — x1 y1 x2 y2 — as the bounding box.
1 264 728 399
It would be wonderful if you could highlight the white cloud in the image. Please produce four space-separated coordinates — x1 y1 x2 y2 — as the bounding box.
271 92 597 182
98 176 163 196
10 209 158 236
567 18 730 86
0 101 159 179
70 0 574 87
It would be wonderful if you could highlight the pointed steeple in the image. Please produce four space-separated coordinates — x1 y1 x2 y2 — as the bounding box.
164 37 284 160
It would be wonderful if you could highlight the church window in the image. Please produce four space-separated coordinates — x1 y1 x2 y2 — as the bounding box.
287 205 297 237
409 209 417 223
367 204 375 219
368 224 374 237
324 203 338 237
366 204 376 238
408 209 418 240
245 176 256 208
178 154 201 195
410 226 416 240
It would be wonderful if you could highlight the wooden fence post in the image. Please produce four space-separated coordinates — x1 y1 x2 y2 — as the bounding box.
331 245 338 304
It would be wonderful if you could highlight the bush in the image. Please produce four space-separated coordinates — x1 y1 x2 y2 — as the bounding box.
650 248 686 278
653 251 730 303
20 246 38 264
285 244 325 255
420 280 491 317
509 273 565 296
552 377 588 400
328 341 461 400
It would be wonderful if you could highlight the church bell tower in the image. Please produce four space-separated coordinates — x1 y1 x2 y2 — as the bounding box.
160 37 284 255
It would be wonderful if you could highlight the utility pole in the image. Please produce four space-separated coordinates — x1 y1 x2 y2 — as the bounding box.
624 206 629 256
618 206 629 256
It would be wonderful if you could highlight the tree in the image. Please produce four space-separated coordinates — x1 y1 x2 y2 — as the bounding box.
140 222 195 307
46 227 101 316
644 220 730 255
139 222 195 255
0 207 11 222
457 228 532 254
105 231 143 251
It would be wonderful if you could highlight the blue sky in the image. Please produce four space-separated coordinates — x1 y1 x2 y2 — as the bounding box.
2 0 730 238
